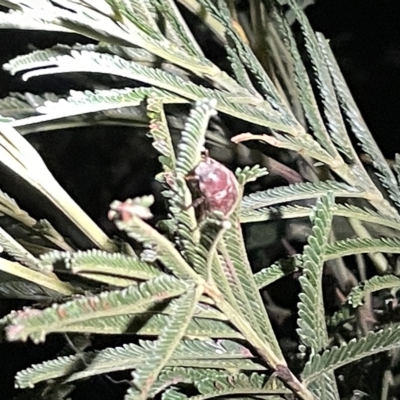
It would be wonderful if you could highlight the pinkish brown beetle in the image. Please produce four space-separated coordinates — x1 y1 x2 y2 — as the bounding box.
189 151 240 218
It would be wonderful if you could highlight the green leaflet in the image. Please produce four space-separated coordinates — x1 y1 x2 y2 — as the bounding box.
254 257 301 289
132 285 202 399
220 211 283 358
307 373 340 400
4 49 294 133
6 275 188 343
152 0 204 58
41 249 164 281
302 324 400 383
241 202 400 231
114 200 200 281
0 93 37 119
241 180 364 211
11 87 178 128
297 194 334 354
16 339 261 389
0 280 62 301
272 6 338 159
197 0 300 129
160 372 291 400
324 237 400 261
115 0 162 38
318 32 400 214
175 98 215 176
348 275 400 307
56 313 243 339
146 96 176 173
0 225 39 269
149 368 231 398
288 0 353 162
235 165 269 186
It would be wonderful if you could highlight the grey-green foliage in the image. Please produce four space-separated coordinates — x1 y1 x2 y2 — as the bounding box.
0 1 399 400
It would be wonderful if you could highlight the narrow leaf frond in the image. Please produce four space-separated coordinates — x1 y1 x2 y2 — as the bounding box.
146 96 176 173
297 194 334 353
272 6 337 158
254 257 302 289
318 33 400 216
132 286 202 399
241 180 363 210
4 50 296 133
324 237 400 261
348 275 400 307
197 0 300 130
235 165 268 186
64 249 163 281
15 339 259 389
6 275 187 343
241 202 400 232
289 0 354 161
57 313 242 339
176 98 216 175
221 212 283 358
112 197 200 281
302 324 400 383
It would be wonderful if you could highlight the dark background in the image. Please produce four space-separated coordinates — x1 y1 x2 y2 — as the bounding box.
306 0 400 157
0 0 399 398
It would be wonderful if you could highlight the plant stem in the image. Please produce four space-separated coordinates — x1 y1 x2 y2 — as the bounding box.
0 258 73 296
204 283 315 400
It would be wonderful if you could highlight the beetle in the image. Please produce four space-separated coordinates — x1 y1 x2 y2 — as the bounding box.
188 150 240 218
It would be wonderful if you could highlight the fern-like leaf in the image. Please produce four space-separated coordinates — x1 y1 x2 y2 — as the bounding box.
241 180 363 210
327 305 354 330
0 280 61 301
56 313 242 339
197 0 300 130
288 0 354 161
307 372 340 400
6 275 188 343
235 165 268 186
348 275 400 307
52 249 163 281
0 93 38 119
241 202 400 232
297 194 334 353
272 6 338 159
161 372 290 400
317 32 400 216
220 211 283 358
254 257 302 289
146 96 176 174
146 99 210 279
4 49 294 132
15 338 259 389
0 226 40 270
0 258 73 297
111 196 200 282
149 368 231 398
33 87 173 121
153 0 204 58
176 98 216 175
302 324 400 383
132 285 202 399
324 237 400 261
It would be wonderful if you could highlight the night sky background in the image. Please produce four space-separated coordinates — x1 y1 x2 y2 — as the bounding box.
307 0 400 157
